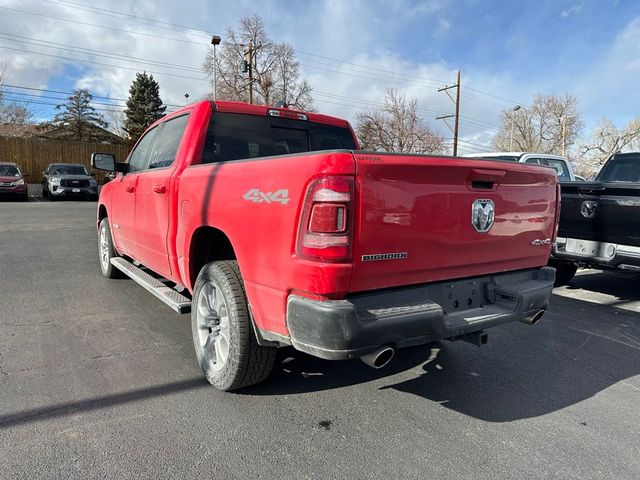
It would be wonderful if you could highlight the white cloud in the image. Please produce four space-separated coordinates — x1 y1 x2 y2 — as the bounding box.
560 4 583 18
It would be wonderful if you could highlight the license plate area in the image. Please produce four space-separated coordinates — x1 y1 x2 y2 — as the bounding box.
72 188 81 193
440 279 487 314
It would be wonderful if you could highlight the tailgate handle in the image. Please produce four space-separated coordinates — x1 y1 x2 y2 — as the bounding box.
467 169 507 190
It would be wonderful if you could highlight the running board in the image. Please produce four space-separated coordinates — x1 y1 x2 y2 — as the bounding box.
110 258 191 314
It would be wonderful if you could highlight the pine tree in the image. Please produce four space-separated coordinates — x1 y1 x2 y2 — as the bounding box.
124 72 166 143
49 88 108 141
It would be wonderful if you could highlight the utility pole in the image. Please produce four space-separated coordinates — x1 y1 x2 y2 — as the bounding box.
436 70 461 156
560 115 575 157
248 41 254 105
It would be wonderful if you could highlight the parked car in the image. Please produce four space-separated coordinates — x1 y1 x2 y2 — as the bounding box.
463 152 576 182
0 162 28 201
550 152 640 284
42 163 98 200
92 100 559 391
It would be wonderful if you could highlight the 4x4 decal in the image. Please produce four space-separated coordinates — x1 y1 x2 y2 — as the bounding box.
243 189 289 205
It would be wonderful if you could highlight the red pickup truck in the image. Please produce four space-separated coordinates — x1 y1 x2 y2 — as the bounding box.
92 100 558 391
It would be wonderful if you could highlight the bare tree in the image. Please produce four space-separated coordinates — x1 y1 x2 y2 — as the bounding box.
355 89 444 154
492 94 581 154
202 15 314 110
0 64 33 124
574 117 640 178
105 108 127 139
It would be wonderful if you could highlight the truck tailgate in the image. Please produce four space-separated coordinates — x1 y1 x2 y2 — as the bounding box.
351 153 558 292
558 182 640 247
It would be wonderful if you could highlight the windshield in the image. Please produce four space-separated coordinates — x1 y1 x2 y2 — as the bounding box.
50 165 88 175
202 112 357 164
596 154 640 182
0 165 20 176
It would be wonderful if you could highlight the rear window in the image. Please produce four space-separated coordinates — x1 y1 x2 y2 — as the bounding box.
0 165 20 176
201 112 356 164
597 154 640 182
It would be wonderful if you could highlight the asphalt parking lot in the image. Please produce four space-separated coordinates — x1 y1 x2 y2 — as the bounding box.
1 201 639 479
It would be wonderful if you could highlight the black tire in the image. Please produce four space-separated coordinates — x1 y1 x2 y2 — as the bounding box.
550 259 577 286
42 186 48 199
98 218 125 279
191 260 276 391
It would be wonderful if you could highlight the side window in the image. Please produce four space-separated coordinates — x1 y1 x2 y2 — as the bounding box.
524 157 541 165
128 127 159 173
148 114 190 169
543 159 571 181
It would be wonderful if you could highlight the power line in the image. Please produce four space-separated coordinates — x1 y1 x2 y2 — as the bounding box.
0 45 209 82
5 3 522 107
40 0 213 39
0 5 209 47
461 85 523 106
0 32 204 73
2 83 183 108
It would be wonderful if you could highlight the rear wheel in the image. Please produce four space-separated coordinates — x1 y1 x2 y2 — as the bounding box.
191 260 276 391
98 218 125 279
550 259 577 286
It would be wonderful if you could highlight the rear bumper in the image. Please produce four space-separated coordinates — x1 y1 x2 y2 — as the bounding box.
286 267 555 360
552 236 640 271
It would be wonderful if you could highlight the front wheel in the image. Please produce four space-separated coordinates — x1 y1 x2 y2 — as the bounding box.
191 260 276 391
98 218 125 279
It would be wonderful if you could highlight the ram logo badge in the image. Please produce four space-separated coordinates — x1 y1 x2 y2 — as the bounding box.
362 252 408 262
581 200 598 219
243 189 289 205
471 199 495 232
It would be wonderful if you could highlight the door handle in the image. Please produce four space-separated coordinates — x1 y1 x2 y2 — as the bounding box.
125 185 135 193
152 185 166 194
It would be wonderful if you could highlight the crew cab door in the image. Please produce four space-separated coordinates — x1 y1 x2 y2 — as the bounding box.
133 114 190 278
110 126 159 258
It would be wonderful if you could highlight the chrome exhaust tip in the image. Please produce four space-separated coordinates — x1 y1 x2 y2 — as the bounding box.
521 309 545 325
360 346 395 369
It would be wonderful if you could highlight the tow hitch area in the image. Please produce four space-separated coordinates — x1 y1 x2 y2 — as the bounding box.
451 331 488 347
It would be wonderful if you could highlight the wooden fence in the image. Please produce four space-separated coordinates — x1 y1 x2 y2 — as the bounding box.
0 137 130 184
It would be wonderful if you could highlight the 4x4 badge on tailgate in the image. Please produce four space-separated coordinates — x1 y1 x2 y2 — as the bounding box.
471 199 495 232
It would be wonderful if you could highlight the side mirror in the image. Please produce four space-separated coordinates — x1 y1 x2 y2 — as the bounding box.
91 152 116 171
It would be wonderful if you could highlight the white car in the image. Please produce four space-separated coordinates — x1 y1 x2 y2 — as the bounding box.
462 152 576 182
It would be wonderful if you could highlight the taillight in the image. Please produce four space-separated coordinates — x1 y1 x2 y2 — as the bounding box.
296 176 354 262
553 182 561 242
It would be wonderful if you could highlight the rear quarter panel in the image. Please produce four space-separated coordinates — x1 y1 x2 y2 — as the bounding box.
178 151 355 335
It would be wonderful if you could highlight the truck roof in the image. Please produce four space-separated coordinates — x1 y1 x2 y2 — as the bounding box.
170 100 351 129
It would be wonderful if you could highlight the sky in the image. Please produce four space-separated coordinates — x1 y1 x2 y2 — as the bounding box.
0 0 639 154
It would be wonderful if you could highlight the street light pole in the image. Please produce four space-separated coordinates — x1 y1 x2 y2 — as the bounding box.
510 104 521 151
211 35 221 100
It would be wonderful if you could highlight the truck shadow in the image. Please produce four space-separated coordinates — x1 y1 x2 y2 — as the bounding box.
247 294 640 422
562 270 640 305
